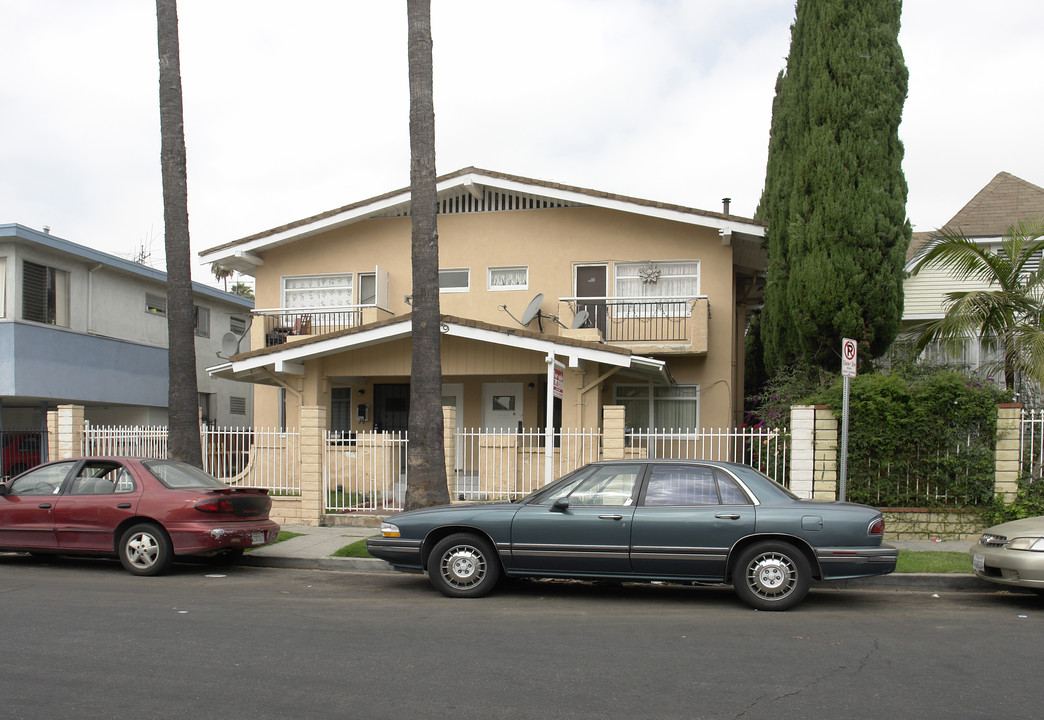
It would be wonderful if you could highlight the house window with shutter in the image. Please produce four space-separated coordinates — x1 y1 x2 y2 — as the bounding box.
229 396 247 415
146 293 167 317
22 260 69 326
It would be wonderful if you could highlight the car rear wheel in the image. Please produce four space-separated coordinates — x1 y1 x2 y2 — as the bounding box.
119 523 173 576
733 541 810 611
428 533 500 598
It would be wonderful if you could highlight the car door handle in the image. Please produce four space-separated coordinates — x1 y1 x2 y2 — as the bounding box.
715 513 741 520
38 503 52 509
117 503 132 509
598 514 623 520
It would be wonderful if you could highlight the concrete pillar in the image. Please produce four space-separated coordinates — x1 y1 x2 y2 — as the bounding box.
789 406 815 499
813 406 838 501
443 405 457 500
602 405 626 460
298 405 327 527
46 409 58 462
56 405 85 460
994 404 1022 504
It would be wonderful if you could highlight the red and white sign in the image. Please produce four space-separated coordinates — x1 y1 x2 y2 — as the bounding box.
553 367 564 399
841 338 858 378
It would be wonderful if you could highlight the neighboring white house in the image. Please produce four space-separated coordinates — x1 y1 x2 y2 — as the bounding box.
902 172 1044 381
0 223 255 431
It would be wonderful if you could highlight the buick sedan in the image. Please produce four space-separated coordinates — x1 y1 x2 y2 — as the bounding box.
0 457 280 575
367 460 897 610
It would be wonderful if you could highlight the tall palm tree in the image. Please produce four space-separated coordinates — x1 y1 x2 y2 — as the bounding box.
910 219 1044 391
211 262 234 291
156 0 202 466
404 0 449 509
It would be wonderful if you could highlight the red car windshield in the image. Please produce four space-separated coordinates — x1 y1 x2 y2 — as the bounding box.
142 460 229 489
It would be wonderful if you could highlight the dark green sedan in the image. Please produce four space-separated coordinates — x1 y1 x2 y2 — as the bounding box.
366 460 897 610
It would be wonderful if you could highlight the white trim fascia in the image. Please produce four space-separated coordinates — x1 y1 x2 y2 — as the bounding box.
228 322 413 374
902 313 944 321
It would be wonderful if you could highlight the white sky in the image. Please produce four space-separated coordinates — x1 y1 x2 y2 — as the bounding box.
3 0 1043 286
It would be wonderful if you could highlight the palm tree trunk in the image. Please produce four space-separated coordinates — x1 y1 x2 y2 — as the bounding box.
404 0 449 509
156 0 202 466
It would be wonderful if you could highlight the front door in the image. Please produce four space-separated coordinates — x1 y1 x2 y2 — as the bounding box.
482 382 523 432
373 383 410 433
575 264 607 335
0 461 76 549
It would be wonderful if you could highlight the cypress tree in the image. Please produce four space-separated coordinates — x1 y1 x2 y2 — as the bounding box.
757 0 911 375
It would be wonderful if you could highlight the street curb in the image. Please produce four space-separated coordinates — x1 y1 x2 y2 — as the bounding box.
240 554 1003 591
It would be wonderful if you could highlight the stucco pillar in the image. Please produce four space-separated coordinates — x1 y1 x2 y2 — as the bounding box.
46 409 58 462
56 405 85 460
602 405 626 460
813 406 838 501
789 406 815 499
298 405 327 526
443 405 457 500
994 404 1022 504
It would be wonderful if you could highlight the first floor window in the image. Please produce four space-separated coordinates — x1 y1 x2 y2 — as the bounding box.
615 383 699 432
229 396 247 416
331 387 352 434
23 260 69 326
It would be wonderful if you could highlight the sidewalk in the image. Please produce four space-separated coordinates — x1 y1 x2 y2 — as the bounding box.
239 524 992 592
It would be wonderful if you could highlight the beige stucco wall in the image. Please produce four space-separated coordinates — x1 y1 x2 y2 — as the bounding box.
250 205 744 430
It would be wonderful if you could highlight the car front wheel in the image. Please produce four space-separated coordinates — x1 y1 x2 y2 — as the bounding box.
733 541 810 611
119 523 174 576
428 533 500 598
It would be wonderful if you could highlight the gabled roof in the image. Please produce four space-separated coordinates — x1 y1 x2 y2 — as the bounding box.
906 172 1044 261
199 167 766 274
208 313 673 386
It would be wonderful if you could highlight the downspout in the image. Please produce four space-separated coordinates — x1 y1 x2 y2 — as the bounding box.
87 263 102 334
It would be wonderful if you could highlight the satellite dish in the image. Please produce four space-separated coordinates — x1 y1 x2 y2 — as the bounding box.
221 332 240 357
571 310 590 329
520 294 544 326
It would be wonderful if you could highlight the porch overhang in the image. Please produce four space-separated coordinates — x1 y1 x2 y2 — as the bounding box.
205 314 673 386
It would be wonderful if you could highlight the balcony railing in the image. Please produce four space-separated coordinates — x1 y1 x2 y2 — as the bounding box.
254 306 364 347
561 297 700 343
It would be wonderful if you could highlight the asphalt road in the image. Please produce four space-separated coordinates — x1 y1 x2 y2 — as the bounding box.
1 555 1039 720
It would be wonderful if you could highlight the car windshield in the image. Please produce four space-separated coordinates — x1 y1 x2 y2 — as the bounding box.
517 465 599 504
142 460 228 489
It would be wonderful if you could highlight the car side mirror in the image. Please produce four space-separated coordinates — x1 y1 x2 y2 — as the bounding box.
551 497 569 512
0 484 8 496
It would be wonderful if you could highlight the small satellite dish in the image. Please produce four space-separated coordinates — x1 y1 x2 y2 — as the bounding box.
520 294 544 326
221 332 240 357
571 310 590 329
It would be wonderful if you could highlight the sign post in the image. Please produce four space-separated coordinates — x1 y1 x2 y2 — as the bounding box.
839 338 857 502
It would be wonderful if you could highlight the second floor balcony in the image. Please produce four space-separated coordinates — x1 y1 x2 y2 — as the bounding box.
254 306 366 347
559 296 709 355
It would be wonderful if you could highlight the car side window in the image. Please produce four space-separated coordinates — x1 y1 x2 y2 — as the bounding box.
644 465 720 506
560 465 641 507
69 462 134 495
716 471 751 505
6 462 75 496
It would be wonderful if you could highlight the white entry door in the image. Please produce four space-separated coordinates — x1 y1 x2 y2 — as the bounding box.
442 383 464 470
482 382 523 432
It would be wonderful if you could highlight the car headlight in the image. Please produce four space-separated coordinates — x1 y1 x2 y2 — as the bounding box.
380 522 400 538
1007 537 1044 551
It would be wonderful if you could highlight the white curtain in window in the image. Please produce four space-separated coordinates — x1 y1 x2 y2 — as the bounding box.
489 267 528 288
284 274 352 308
615 261 699 299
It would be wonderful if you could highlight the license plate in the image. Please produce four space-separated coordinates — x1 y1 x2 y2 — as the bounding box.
973 553 985 572
252 531 266 546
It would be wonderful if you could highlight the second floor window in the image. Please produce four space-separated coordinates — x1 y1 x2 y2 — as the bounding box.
615 260 700 299
283 274 352 309
488 266 528 291
439 268 470 293
22 260 69 327
194 305 210 337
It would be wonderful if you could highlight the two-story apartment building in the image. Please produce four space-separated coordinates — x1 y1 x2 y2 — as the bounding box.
0 223 255 436
199 168 765 441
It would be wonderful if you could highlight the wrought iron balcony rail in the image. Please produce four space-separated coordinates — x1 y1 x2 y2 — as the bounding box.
563 297 698 343
254 306 364 346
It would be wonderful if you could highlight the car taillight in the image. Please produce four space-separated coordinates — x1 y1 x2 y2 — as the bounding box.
196 497 236 513
868 517 885 535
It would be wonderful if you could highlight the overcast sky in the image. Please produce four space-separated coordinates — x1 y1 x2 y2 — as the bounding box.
3 0 1042 286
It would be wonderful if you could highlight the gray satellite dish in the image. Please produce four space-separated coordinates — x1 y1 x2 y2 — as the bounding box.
520 294 544 326
571 310 590 329
221 332 240 357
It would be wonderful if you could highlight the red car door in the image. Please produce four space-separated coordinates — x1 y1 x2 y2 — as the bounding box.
54 461 142 552
0 461 77 549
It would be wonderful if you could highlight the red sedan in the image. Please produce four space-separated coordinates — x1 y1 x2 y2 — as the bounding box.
0 457 280 575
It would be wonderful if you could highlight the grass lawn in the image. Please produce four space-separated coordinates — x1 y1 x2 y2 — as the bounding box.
332 537 378 558
895 550 973 574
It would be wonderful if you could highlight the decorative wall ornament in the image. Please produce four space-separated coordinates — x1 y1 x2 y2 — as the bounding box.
638 262 661 284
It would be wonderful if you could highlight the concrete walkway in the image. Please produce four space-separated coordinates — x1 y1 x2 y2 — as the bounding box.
239 524 997 592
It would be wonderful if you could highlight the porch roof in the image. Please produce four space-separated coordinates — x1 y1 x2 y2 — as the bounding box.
206 313 674 386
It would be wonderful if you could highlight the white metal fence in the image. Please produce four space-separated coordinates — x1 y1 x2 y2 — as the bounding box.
325 431 408 512
627 427 790 484
83 423 169 458
1021 408 1044 480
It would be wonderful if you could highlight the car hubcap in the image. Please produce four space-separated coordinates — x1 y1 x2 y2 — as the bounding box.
441 545 486 588
746 552 796 599
127 533 159 569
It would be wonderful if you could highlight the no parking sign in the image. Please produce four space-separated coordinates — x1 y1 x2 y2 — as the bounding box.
841 338 857 377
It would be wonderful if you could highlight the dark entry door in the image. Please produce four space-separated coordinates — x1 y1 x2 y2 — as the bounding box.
373 383 410 433
575 265 607 335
